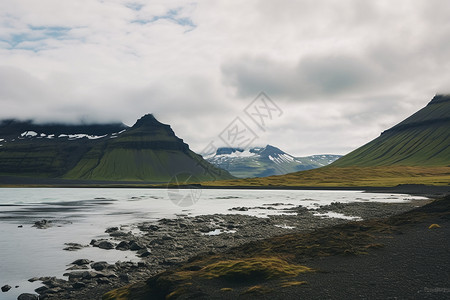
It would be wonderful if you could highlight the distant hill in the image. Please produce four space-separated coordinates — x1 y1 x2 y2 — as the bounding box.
204 145 340 178
0 114 233 183
205 95 450 187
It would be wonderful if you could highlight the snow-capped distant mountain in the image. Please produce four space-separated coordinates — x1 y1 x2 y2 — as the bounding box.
204 145 341 178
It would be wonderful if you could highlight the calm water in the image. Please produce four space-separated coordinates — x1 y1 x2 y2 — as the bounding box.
0 188 426 299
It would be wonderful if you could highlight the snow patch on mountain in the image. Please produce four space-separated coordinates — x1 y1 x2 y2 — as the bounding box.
20 131 38 137
58 133 108 140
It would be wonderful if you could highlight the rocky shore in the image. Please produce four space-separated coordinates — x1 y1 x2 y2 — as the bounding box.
4 199 428 300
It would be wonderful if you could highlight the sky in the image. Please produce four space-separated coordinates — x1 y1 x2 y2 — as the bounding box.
0 0 449 156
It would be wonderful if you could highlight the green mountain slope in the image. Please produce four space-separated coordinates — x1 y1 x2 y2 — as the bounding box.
0 115 233 183
64 115 231 182
332 94 450 167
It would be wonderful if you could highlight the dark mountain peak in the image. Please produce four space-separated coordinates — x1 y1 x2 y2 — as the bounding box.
428 94 450 105
216 147 244 155
256 144 286 156
132 114 165 128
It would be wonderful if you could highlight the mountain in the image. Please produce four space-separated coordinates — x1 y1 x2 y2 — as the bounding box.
331 94 450 167
0 114 233 183
204 94 450 187
204 145 341 178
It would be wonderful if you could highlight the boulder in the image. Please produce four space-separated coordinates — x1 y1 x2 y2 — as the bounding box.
91 261 111 271
129 241 145 251
71 259 92 266
105 227 119 233
97 240 115 250
33 219 52 229
1 285 11 292
18 294 39 300
115 241 129 251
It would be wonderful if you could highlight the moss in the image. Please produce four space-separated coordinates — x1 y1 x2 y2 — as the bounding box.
280 281 308 288
241 285 273 295
429 223 441 229
199 257 313 281
103 285 130 300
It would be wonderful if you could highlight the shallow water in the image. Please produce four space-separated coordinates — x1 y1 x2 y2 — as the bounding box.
0 188 426 299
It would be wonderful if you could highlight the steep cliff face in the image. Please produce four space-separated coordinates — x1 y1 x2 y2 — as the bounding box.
0 114 233 182
331 95 450 167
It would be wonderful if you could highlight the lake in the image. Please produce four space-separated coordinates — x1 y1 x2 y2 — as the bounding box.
0 188 427 299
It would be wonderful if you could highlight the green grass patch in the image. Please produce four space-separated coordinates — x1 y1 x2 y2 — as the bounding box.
199 257 313 281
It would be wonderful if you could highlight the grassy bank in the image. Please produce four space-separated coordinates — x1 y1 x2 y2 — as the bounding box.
203 166 450 187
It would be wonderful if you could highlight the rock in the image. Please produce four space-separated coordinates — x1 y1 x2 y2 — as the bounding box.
137 249 151 257
1 285 11 292
95 271 117 279
71 259 92 266
161 235 174 241
18 294 39 300
33 219 52 229
64 270 97 280
163 257 183 265
129 241 145 251
109 231 129 237
105 227 119 233
66 265 89 270
63 243 88 251
119 273 129 282
28 277 39 282
41 277 67 289
81 271 98 280
115 241 130 250
97 240 115 250
96 278 111 285
34 286 48 294
147 225 160 231
64 271 84 280
91 261 112 271
229 207 248 211
43 287 63 294
18 225 23 228
72 282 86 289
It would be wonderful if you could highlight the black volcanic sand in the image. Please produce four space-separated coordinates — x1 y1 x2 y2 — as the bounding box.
17 195 448 299
100 196 449 300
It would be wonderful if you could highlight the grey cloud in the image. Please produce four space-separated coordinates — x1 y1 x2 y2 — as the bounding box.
221 54 380 100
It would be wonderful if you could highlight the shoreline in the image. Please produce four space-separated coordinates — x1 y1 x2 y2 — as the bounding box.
15 197 434 300
0 176 448 199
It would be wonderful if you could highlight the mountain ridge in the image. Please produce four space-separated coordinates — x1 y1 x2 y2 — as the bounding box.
0 114 233 183
205 144 341 178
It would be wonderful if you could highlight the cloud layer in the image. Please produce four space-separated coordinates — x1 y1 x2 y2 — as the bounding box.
0 0 449 155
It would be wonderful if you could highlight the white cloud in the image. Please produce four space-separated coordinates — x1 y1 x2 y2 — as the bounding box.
0 0 449 156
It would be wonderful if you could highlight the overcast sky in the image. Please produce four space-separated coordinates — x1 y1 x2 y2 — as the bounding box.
0 0 449 156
